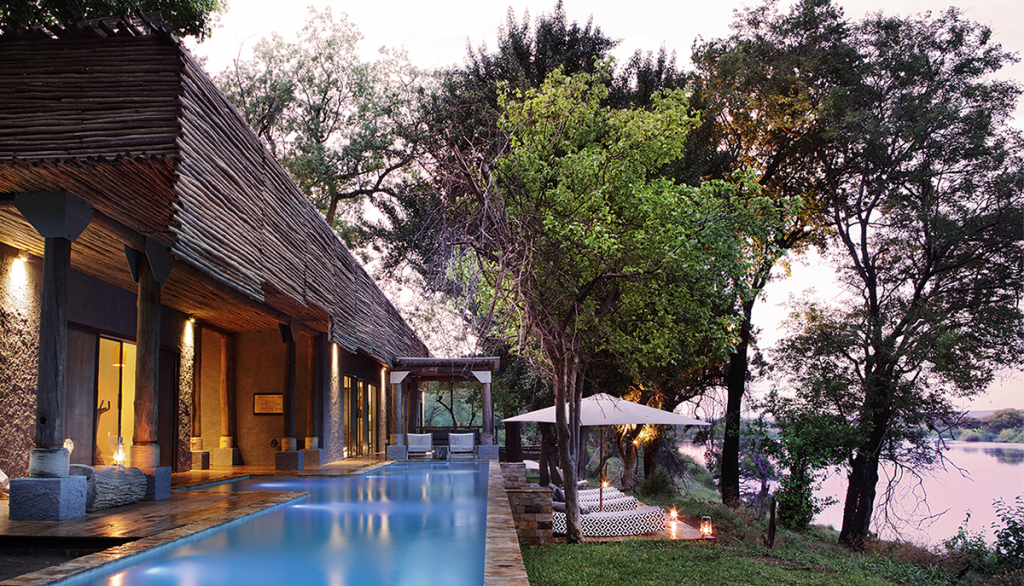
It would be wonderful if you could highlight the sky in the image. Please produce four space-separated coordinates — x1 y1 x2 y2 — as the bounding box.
186 0 1024 410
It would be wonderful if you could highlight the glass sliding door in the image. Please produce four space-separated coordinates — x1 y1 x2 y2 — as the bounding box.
95 338 136 466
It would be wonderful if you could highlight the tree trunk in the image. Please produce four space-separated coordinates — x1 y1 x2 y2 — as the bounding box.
550 345 583 543
720 298 755 507
839 386 891 549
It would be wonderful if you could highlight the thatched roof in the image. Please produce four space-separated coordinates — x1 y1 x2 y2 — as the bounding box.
0 14 427 364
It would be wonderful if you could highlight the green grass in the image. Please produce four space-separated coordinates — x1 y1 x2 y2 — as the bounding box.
519 459 1004 586
522 537 965 586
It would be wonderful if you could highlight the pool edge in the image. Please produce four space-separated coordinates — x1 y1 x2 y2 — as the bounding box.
485 460 531 586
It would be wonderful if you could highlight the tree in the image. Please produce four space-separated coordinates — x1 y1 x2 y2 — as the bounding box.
763 385 859 531
777 5 1024 549
217 7 423 240
690 0 855 507
430 66 779 541
1 0 222 39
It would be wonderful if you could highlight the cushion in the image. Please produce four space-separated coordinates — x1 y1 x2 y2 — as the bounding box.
553 501 591 514
551 485 565 502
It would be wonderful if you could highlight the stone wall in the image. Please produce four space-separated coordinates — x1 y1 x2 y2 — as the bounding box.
501 462 552 546
0 247 41 480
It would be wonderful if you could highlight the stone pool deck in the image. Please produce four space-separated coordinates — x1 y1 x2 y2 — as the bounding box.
0 458 529 585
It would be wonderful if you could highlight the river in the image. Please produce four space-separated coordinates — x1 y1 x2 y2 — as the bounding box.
679 440 1024 548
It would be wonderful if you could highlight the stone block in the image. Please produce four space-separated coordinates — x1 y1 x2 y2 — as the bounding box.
141 467 171 501
477 445 499 460
385 445 407 461
300 448 321 467
191 451 210 470
9 476 87 521
275 450 304 471
89 466 146 511
211 447 242 468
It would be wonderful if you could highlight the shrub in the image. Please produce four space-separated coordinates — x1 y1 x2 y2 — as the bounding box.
637 465 677 498
993 496 1024 572
959 430 982 442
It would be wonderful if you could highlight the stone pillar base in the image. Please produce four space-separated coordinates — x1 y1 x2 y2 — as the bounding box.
190 438 204 451
28 447 71 478
281 437 297 452
478 445 499 460
385 445 408 461
390 433 404 446
131 445 160 469
480 432 494 446
300 449 321 467
211 447 242 468
140 466 171 501
275 450 304 471
9 476 87 521
191 451 210 470
304 436 319 450
219 436 234 449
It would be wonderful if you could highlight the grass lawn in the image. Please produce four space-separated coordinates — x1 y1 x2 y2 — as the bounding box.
522 537 964 586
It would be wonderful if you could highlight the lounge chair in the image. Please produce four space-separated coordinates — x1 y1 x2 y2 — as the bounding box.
407 433 434 460
578 486 624 499
552 485 637 512
552 506 666 537
577 494 639 512
448 432 476 460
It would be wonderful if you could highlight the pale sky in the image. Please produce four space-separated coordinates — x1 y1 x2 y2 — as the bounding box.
187 0 1023 410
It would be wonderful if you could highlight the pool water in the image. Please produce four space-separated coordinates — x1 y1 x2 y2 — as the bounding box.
64 462 489 586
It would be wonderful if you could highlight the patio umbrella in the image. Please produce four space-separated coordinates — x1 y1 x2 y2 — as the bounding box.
504 393 710 509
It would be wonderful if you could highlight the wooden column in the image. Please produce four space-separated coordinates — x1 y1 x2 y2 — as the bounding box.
389 371 409 445
33 238 71 454
279 319 300 452
190 325 203 449
15 191 92 478
305 334 326 450
219 333 236 448
474 371 494 444
131 258 161 468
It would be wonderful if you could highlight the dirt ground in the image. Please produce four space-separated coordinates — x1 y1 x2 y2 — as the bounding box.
0 552 80 581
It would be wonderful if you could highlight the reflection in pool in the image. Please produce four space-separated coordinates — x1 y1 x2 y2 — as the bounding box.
64 461 489 586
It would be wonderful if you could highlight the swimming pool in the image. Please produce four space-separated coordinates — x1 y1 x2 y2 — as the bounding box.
62 462 490 586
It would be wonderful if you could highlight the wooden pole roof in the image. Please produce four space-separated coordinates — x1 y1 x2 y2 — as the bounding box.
0 14 427 365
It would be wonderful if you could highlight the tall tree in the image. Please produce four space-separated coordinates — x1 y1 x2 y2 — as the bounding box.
217 7 423 239
775 5 1023 549
434 67 781 541
1 0 222 39
689 0 852 506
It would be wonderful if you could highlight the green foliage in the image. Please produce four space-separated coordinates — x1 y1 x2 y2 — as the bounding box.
0 0 222 39
750 0 1024 546
944 497 1024 578
637 466 677 498
993 496 1024 572
763 387 859 531
216 7 422 239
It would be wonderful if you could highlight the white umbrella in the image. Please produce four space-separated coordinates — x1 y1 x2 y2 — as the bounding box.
504 393 710 426
504 393 709 509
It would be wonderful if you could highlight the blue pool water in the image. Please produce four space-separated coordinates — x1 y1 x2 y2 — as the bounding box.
64 462 489 586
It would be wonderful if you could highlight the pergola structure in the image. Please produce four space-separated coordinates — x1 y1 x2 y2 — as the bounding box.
389 357 501 458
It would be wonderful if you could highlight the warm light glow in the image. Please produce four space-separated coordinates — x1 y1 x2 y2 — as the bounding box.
700 516 713 539
633 439 640 446
113 347 125 367
669 507 678 520
63 438 74 456
113 437 126 466
601 480 609 489
669 520 678 539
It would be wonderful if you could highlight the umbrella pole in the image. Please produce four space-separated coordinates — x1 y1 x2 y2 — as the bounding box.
599 425 604 512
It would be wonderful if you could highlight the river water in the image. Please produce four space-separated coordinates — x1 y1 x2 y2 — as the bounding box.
679 440 1024 548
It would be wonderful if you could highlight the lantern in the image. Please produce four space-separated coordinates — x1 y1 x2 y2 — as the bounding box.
700 516 713 539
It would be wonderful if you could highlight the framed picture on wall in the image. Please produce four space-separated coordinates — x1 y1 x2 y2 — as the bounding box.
253 393 283 415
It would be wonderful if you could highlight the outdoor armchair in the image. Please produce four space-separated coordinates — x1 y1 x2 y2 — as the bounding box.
407 433 434 460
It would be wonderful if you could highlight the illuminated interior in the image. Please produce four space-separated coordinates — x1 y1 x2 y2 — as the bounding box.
95 338 136 466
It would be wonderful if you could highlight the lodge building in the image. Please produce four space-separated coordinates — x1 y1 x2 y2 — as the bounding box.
0 14 451 518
